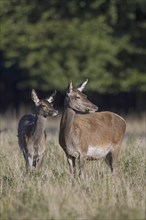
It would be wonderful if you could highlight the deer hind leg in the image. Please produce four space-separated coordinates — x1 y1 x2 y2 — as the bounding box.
105 152 113 172
79 155 86 179
105 143 121 175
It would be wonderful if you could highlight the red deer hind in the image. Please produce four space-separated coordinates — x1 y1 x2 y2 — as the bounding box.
59 79 126 177
18 89 58 169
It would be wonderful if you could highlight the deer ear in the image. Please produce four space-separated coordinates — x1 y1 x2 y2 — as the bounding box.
31 89 40 106
46 90 57 103
77 79 88 92
66 81 73 94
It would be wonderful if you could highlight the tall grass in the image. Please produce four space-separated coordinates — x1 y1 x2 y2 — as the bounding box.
0 113 145 220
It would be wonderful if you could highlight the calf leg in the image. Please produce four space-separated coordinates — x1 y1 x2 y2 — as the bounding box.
67 156 76 177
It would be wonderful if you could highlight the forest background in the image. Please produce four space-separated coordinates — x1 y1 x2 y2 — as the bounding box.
0 0 146 114
0 1 146 219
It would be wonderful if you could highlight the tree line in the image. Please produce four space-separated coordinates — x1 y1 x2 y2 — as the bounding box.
0 0 146 112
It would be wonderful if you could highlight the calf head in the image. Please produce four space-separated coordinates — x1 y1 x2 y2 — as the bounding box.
31 89 58 117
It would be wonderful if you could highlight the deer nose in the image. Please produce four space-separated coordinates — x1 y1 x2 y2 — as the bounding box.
87 105 98 113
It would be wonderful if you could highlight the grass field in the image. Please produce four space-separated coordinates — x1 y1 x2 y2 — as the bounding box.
0 113 145 220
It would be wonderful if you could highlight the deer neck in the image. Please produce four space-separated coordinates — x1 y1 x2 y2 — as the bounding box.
33 114 47 143
61 107 75 134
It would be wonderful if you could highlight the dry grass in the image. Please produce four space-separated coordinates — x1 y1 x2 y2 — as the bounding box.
0 113 145 220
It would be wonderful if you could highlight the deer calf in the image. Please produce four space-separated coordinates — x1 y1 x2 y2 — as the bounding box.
59 79 126 177
18 89 58 168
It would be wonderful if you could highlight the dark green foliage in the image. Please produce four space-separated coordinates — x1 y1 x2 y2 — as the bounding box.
0 0 146 93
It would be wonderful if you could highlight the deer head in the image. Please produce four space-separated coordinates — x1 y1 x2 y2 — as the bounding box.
64 79 98 113
31 89 58 117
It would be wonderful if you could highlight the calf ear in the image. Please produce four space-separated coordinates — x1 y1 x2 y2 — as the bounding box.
31 89 40 106
47 90 57 103
66 81 73 95
77 79 88 92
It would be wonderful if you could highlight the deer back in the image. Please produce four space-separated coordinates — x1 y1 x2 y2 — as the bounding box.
73 111 126 150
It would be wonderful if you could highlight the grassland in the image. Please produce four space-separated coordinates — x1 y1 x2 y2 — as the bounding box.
0 113 145 220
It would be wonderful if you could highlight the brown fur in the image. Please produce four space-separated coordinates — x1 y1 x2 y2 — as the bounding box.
59 80 126 177
18 90 58 168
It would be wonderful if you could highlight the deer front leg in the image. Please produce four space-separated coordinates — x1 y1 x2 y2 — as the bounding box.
28 155 33 167
67 156 76 177
34 155 44 168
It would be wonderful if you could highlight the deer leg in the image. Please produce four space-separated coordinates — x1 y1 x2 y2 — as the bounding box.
111 148 121 176
67 156 76 177
35 155 44 169
25 160 29 172
28 155 33 167
105 152 113 172
21 151 30 171
79 155 86 179
105 145 121 175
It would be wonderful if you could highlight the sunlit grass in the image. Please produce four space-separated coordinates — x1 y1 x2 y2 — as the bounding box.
0 113 145 220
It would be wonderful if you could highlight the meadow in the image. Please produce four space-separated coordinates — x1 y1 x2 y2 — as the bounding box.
0 112 145 220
